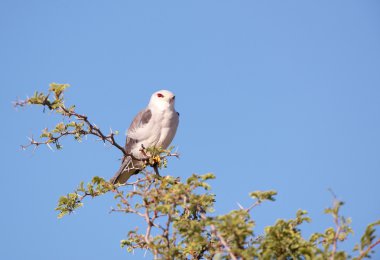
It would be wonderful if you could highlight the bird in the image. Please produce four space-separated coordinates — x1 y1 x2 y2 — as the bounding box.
111 90 179 184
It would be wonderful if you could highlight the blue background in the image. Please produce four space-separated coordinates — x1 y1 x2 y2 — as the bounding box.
1 1 379 259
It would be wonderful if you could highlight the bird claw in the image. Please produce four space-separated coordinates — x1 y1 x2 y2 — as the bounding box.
139 144 149 158
153 164 161 178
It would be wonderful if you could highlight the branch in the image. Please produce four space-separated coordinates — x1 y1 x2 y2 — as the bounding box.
59 106 128 156
358 238 380 260
247 202 260 212
200 212 237 260
14 84 128 156
328 189 343 260
237 190 277 212
330 214 341 260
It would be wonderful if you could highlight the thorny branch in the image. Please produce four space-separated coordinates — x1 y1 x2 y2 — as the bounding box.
14 93 129 156
358 238 380 260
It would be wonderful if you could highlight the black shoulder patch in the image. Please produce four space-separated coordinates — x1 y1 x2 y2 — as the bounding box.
177 112 180 116
141 109 152 124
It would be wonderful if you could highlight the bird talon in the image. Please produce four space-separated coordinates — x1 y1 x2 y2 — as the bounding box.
153 164 161 177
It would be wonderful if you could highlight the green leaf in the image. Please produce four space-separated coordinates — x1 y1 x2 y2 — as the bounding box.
49 82 70 99
249 190 277 202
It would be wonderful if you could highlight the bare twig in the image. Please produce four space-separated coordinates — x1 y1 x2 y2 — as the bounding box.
328 189 342 260
330 216 341 260
60 106 129 156
245 201 261 213
357 238 380 260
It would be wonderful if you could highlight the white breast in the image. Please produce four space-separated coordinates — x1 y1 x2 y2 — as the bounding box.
130 108 179 157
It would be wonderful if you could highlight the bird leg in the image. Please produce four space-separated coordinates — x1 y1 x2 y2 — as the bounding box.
139 144 162 177
139 144 149 157
138 144 151 166
153 164 161 177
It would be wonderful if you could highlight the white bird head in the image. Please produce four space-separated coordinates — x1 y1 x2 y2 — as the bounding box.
149 90 176 109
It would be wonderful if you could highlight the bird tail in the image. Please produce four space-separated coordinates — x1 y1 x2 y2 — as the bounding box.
110 156 139 184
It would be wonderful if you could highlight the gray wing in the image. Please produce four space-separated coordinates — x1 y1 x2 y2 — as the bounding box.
111 108 152 184
110 157 140 184
125 108 152 153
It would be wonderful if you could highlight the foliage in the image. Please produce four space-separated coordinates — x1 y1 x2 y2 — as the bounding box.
15 84 380 259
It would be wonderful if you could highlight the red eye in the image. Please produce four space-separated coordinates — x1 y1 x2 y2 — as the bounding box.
157 93 164 98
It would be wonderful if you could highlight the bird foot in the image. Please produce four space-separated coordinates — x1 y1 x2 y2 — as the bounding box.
153 164 161 177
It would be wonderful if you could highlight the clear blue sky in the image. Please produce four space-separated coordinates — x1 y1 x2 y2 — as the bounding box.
1 1 379 259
